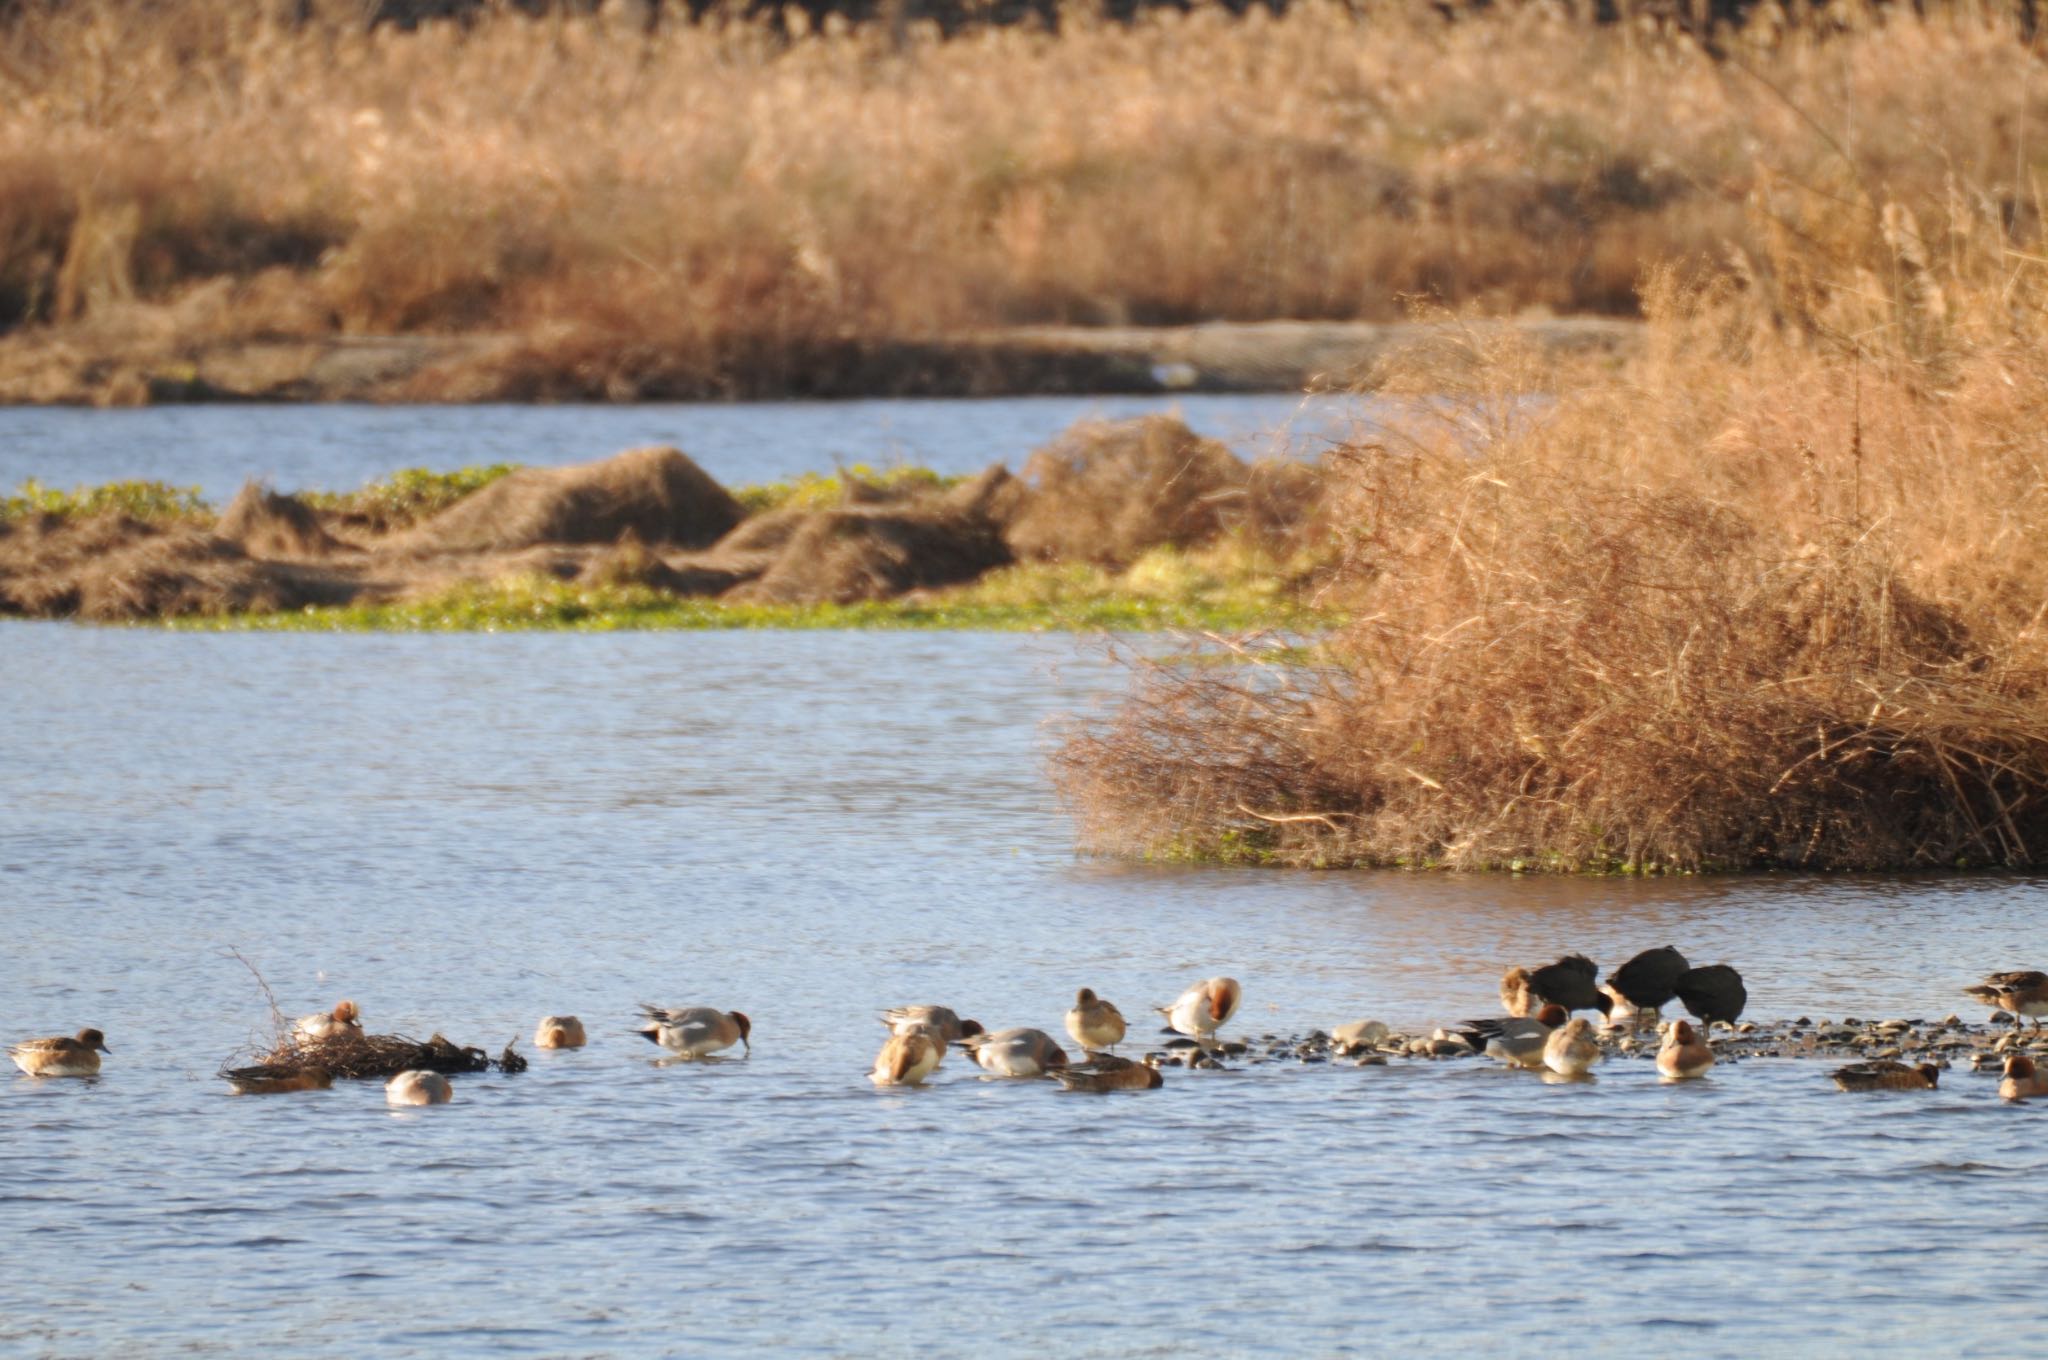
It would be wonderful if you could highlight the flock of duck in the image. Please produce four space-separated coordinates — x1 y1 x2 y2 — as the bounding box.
13 954 2048 1102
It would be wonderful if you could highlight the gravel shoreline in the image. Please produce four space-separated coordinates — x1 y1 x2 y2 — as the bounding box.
1141 1013 2045 1075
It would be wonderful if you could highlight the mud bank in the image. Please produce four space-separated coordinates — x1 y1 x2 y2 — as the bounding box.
0 318 1639 405
0 415 1325 623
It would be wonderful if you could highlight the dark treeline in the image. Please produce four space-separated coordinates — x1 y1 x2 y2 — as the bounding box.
0 0 2036 42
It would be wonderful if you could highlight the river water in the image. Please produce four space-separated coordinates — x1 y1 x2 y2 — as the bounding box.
4 402 2048 1358
0 393 1373 503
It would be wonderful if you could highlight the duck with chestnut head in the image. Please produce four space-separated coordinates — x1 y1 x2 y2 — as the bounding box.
1656 1020 1714 1081
293 1000 362 1041
9 1028 110 1078
879 1006 984 1045
1159 977 1241 1043
636 1005 751 1060
2000 1054 2048 1101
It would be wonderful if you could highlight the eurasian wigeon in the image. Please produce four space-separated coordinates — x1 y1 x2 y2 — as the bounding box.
1656 1019 1714 1081
1159 977 1241 1041
1831 1060 1940 1092
1964 971 2048 1030
1064 988 1127 1053
1500 967 1537 1018
1608 947 1690 1031
636 1005 751 1059
959 1027 1068 1078
8 1028 109 1077
1674 964 1747 1029
879 1006 985 1044
1050 1054 1162 1092
2001 1054 2048 1101
224 1064 333 1094
1463 1004 1568 1069
534 1015 587 1049
293 1000 362 1041
869 1029 946 1087
1542 1017 1602 1077
385 1069 453 1105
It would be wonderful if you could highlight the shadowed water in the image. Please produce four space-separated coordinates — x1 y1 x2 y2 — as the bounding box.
3 624 2047 1358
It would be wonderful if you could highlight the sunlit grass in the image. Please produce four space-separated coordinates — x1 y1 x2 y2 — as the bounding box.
11 1 2037 399
300 465 520 530
164 543 1335 633
732 466 965 515
1 477 208 523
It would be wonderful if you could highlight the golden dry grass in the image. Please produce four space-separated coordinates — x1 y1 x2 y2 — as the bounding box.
1057 174 2048 872
2 2 2043 394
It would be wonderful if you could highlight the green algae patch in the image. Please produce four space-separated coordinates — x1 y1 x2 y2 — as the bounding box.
732 466 965 515
2 478 209 524
165 549 1337 633
300 465 522 531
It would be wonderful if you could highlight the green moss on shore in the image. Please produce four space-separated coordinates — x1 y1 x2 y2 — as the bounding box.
167 547 1332 633
1 478 209 524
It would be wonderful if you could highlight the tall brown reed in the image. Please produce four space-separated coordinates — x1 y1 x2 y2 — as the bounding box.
4 2 2045 394
1058 181 2048 871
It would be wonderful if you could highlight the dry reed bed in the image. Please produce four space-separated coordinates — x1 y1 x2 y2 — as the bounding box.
1057 194 2048 871
2 4 2043 396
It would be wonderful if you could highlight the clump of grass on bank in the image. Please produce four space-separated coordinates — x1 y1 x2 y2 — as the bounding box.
1057 189 2048 872
301 465 520 531
0 478 207 523
732 466 963 515
4 3 2045 397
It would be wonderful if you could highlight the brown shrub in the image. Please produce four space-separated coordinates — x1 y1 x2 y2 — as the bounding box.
215 481 349 558
576 533 756 596
1006 416 1243 565
714 507 815 556
398 445 744 555
735 505 1013 604
0 513 360 619
1057 208 2048 871
3 0 2032 390
945 462 1032 531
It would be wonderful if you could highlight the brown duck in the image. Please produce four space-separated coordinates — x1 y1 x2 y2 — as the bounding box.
1964 971 2048 1030
1050 1054 1162 1092
1831 1061 1940 1092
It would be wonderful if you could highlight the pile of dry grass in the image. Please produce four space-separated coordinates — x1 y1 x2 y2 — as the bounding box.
0 513 360 618
240 1029 524 1081
1005 416 1307 565
1058 195 2048 871
215 481 349 558
398 446 744 555
733 504 1013 602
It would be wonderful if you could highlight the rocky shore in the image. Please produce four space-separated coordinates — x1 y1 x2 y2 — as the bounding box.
1144 1014 2045 1075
